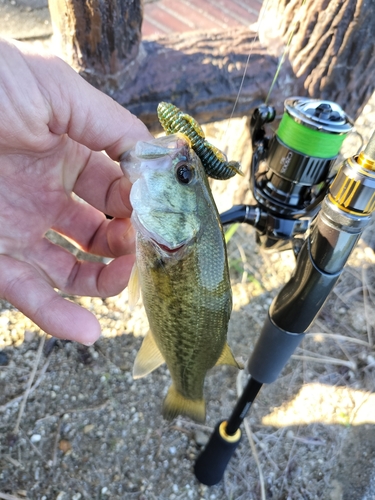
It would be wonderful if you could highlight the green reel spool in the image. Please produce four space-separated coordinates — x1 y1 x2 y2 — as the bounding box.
277 97 353 158
260 97 354 209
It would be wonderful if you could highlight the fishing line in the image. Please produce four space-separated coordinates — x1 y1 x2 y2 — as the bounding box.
223 0 271 141
265 0 307 105
224 0 304 146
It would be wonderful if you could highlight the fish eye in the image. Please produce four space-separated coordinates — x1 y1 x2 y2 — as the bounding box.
175 162 194 184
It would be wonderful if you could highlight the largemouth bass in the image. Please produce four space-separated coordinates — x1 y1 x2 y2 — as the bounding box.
121 134 241 423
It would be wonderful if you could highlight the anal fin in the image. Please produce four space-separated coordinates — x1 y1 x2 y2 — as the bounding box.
215 342 244 369
133 331 165 379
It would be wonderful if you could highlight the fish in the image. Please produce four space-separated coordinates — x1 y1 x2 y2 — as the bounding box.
157 102 244 180
120 134 242 423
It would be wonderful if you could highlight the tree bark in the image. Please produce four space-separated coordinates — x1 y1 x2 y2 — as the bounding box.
259 0 374 119
48 0 143 92
112 29 285 132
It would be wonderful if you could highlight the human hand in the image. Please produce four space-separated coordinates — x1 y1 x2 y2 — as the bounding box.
0 38 153 345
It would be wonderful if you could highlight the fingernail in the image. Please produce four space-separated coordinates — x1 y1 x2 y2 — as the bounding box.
82 340 95 346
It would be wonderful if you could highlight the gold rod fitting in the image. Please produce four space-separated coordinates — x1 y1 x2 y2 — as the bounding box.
219 421 241 443
357 151 375 171
329 156 375 215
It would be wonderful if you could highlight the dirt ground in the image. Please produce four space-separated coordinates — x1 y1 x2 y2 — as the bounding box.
1 2 375 500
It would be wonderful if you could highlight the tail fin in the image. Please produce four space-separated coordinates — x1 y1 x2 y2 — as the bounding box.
162 384 206 423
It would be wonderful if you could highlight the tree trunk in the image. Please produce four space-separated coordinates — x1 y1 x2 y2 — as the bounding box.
48 0 143 92
112 29 282 132
259 0 374 119
48 0 375 129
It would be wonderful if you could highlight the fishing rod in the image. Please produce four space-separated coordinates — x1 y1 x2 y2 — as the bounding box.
194 96 375 485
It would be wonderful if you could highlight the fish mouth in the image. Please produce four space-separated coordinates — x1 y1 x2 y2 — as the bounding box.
152 239 185 254
131 213 189 255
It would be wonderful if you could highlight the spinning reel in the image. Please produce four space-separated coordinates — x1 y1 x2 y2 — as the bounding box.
221 96 353 252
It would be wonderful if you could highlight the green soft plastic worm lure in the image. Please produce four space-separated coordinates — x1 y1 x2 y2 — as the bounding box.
157 102 243 180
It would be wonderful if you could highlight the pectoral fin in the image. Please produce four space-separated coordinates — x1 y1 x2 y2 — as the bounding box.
128 262 141 310
216 342 244 369
133 331 165 379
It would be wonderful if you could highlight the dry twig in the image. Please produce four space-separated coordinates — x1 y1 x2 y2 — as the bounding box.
306 332 369 347
52 417 62 466
292 354 356 370
362 266 374 347
250 430 280 471
20 428 48 464
0 358 50 413
3 455 22 468
0 492 25 500
13 334 46 434
279 428 300 496
176 419 214 433
306 332 357 367
35 400 110 426
235 241 249 284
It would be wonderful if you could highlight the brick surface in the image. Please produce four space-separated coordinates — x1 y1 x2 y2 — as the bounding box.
143 0 261 37
161 0 230 31
142 18 166 37
178 0 242 29
201 0 260 26
144 3 193 34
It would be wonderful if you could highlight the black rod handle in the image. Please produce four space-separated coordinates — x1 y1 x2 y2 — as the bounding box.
194 420 241 486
